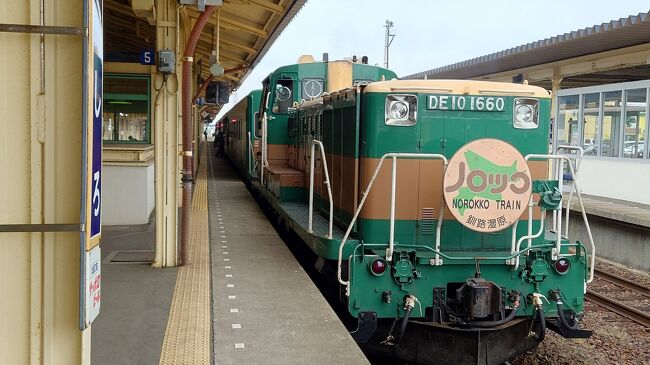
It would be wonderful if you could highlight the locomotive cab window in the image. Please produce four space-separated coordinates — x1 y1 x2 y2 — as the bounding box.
273 78 294 114
254 112 261 138
301 78 324 100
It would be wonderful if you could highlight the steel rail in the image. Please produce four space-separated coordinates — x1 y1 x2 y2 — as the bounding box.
585 290 650 328
594 269 650 298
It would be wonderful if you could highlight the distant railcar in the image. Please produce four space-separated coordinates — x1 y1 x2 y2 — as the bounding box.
221 56 595 365
223 89 262 180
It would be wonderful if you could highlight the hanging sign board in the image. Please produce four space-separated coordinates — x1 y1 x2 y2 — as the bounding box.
80 0 103 330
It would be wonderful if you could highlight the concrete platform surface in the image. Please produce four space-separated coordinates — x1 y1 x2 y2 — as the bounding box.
208 150 369 364
566 193 650 227
92 224 178 365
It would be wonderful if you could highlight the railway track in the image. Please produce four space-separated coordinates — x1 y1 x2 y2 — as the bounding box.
593 269 650 297
585 268 650 328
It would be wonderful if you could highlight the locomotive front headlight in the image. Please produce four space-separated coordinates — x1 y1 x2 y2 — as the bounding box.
515 104 533 122
513 98 539 129
385 94 417 126
390 101 409 119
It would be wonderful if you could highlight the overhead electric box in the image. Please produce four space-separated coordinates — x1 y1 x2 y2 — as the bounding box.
158 50 175 73
179 0 223 11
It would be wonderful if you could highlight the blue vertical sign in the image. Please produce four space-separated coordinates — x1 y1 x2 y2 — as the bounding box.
81 0 103 330
90 0 103 241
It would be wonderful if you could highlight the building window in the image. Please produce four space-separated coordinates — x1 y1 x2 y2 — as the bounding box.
557 82 650 160
623 89 646 159
557 95 579 147
582 93 600 155
601 91 622 157
103 74 151 143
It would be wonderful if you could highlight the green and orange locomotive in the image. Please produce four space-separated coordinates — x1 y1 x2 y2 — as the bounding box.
222 55 596 364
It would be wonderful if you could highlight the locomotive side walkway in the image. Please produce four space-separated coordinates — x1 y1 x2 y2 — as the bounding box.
206 146 369 364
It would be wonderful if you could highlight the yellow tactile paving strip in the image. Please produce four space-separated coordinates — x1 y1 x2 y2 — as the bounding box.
159 150 211 365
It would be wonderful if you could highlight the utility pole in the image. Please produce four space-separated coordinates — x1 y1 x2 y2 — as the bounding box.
384 20 395 69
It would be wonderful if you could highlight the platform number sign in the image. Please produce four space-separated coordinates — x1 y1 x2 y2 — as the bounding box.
141 49 155 65
81 0 103 330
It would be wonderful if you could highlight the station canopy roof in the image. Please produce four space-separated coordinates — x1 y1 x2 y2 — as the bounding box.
404 11 650 89
104 0 305 89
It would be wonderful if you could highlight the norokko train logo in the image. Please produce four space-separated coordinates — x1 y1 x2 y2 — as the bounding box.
443 139 532 233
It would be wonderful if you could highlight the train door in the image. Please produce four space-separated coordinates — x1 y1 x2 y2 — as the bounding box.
266 74 296 167
254 79 270 182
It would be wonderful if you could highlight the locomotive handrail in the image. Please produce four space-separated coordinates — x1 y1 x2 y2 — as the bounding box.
308 140 333 239
260 91 271 185
337 153 448 291
522 153 595 283
247 132 258 173
352 241 590 289
352 242 556 262
555 145 584 239
512 212 547 270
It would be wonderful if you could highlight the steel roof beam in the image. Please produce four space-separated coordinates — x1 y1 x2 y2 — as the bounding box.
199 30 257 54
224 0 284 14
190 12 267 38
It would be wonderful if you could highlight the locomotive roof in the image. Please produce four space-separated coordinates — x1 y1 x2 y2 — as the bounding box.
364 79 550 98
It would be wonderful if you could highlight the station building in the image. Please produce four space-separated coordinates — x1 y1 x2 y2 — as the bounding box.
406 11 650 205
1 1 304 363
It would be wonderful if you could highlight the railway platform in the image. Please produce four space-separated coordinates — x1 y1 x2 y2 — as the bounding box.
565 195 650 271
92 144 369 365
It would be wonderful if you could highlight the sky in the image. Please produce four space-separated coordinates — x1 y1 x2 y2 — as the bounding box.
215 0 650 120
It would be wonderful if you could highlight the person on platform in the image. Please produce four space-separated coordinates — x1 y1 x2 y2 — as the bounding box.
215 128 225 158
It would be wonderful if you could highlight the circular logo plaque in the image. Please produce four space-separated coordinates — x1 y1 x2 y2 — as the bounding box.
443 139 532 233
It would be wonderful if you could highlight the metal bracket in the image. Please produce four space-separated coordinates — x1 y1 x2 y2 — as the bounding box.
547 320 592 339
0 23 85 36
0 224 84 233
349 312 377 344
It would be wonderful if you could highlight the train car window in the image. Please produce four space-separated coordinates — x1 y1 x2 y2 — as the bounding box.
301 78 324 100
273 79 294 113
259 79 270 117
254 112 261 138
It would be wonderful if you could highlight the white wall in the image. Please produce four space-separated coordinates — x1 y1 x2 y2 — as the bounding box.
103 164 155 225
577 157 650 204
